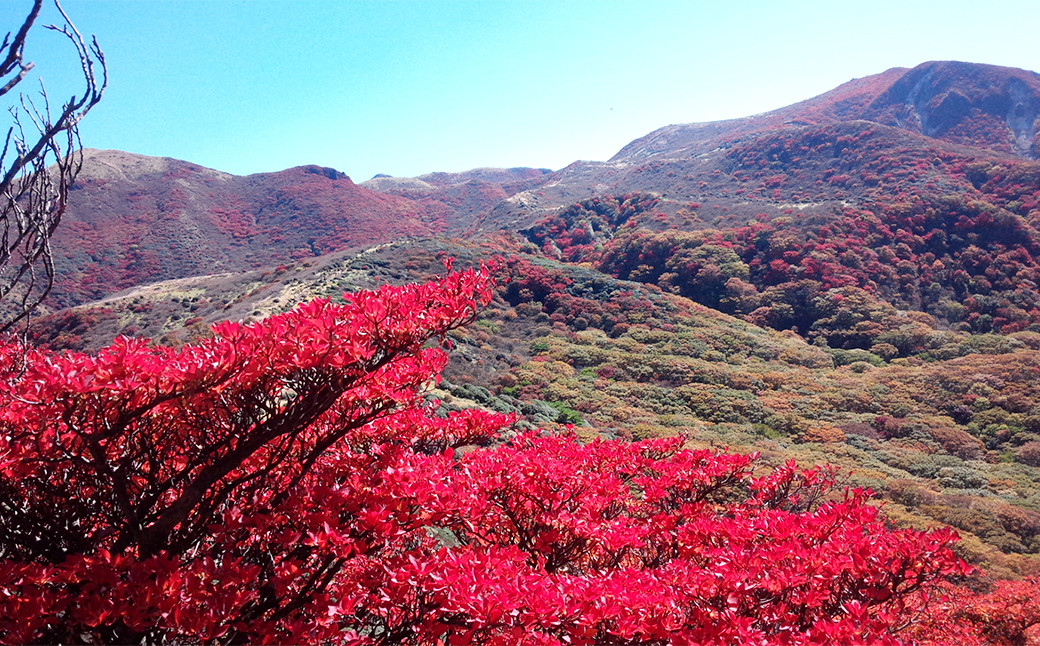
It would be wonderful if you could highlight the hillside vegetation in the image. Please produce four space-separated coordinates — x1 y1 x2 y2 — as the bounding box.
15 60 1040 642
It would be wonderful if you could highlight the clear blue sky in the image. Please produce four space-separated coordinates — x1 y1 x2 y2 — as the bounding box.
12 0 1040 181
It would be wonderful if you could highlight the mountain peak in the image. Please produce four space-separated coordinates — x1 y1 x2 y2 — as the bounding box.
613 61 1040 163
866 61 1040 156
77 149 231 183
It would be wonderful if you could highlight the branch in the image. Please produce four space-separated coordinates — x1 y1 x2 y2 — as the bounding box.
0 0 107 332
0 0 42 98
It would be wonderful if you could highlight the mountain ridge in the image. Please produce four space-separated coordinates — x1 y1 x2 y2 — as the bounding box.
614 61 1040 163
51 60 1040 314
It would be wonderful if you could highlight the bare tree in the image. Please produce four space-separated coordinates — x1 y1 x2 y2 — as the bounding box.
0 0 106 333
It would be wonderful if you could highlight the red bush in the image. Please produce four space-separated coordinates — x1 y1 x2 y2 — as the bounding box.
0 267 982 644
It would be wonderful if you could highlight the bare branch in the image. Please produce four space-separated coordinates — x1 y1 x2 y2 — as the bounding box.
0 0 42 97
0 0 106 333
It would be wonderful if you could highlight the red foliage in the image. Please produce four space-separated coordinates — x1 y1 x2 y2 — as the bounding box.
51 163 440 308
599 184 1040 338
521 193 660 263
0 267 986 644
905 578 1040 645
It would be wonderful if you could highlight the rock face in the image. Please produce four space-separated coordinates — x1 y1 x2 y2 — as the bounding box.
864 61 1040 157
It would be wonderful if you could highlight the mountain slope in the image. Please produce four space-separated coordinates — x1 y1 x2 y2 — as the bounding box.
615 61 1040 163
35 238 1040 576
52 151 552 309
361 166 551 233
52 150 442 307
478 61 1040 231
55 62 1040 311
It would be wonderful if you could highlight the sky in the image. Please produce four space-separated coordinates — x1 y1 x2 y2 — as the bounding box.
11 0 1040 182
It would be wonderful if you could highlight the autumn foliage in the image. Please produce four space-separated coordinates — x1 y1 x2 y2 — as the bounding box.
0 266 1034 644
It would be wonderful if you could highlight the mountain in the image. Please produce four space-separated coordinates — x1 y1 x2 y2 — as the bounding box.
464 63 1040 344
617 61 1040 161
361 166 551 233
51 150 433 307
46 61 1040 352
47 61 1040 358
476 61 1040 231
56 62 1040 311
52 150 547 308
